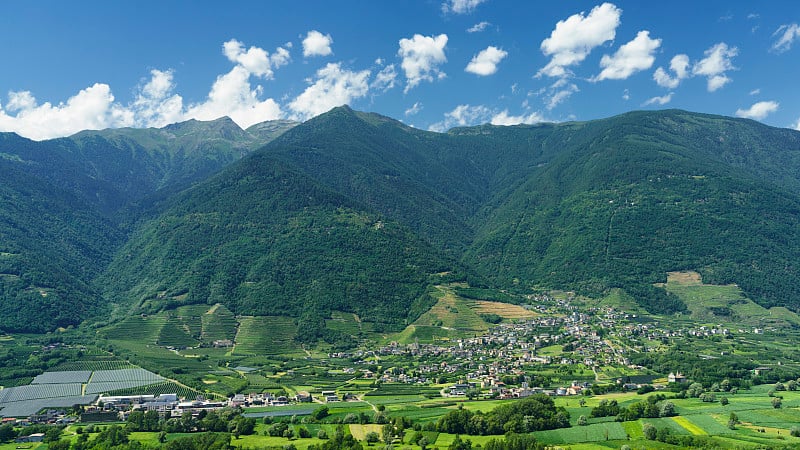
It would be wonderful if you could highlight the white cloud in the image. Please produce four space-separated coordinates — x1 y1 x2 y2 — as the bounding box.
288 63 370 121
465 46 508 76
0 39 294 139
537 2 622 78
642 92 673 106
131 69 184 127
594 30 661 81
302 30 333 57
653 54 690 88
442 0 486 14
749 88 761 96
398 34 448 93
735 101 779 120
185 65 283 127
405 102 423 116
491 110 545 126
429 104 491 132
622 89 630 100
0 84 130 140
793 117 800 131
772 23 800 53
223 39 290 78
467 21 491 33
372 64 398 92
692 42 738 92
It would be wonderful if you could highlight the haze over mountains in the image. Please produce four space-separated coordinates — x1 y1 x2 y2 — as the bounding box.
2 107 800 337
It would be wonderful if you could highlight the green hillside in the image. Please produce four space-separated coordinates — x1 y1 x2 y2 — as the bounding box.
98 153 452 340
0 118 295 333
3 107 800 337
464 111 800 313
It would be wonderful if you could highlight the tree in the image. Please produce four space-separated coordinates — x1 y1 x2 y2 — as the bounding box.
772 397 782 409
317 429 329 440
720 396 729 406
658 401 675 417
577 415 588 426
313 405 330 421
728 412 739 430
365 431 380 444
449 435 473 450
298 427 311 439
159 431 167 444
642 423 657 440
419 436 430 450
382 423 393 444
0 424 15 443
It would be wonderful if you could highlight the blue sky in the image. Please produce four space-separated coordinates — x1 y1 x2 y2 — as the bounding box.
0 0 798 140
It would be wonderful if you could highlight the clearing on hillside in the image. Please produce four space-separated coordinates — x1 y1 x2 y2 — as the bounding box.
465 299 537 319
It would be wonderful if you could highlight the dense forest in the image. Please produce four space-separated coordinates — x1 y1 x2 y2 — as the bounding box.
2 107 800 336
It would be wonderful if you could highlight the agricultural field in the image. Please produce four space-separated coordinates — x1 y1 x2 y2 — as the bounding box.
660 271 800 328
0 368 170 417
234 316 303 355
465 299 537 319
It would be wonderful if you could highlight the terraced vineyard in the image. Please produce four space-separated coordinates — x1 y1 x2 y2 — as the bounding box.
234 316 302 355
98 315 166 344
157 314 201 348
201 303 238 342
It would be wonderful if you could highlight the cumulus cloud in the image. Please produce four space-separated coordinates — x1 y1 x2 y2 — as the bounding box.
405 102 422 116
465 46 508 76
302 30 333 57
130 69 185 127
398 34 448 93
653 54 690 88
0 84 130 140
537 2 621 78
429 104 491 132
692 42 738 92
467 21 491 33
793 117 800 131
0 39 291 139
491 110 545 126
772 23 800 53
622 89 630 101
372 64 398 92
735 101 779 120
223 39 290 78
642 92 673 106
288 63 370 121
594 30 661 81
442 0 486 14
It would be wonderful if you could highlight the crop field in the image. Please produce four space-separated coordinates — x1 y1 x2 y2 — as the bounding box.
0 394 98 418
0 383 82 402
534 421 628 444
98 315 166 343
52 359 135 372
201 303 238 342
157 313 201 348
102 381 199 399
348 424 382 440
465 299 537 319
661 271 800 327
326 311 363 335
235 316 302 355
31 370 91 384
412 287 489 333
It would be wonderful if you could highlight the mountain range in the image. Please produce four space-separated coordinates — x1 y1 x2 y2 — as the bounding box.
1 107 799 338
